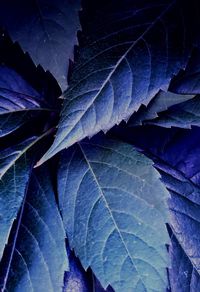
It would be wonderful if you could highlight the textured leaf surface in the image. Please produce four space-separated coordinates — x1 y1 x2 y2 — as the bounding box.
38 0 196 165
0 166 68 291
170 47 200 95
63 248 92 292
169 231 200 292
147 95 200 128
58 136 169 291
129 91 194 126
0 134 49 261
114 125 200 289
0 32 61 136
0 66 49 137
0 0 81 90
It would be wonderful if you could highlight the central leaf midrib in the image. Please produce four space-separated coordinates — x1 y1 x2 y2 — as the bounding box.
78 143 146 287
55 1 175 152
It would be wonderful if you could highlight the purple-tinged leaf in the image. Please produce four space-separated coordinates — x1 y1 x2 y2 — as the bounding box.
146 95 200 129
170 47 200 94
111 125 200 290
0 0 81 90
38 0 197 165
0 166 68 291
129 91 194 127
169 231 200 292
0 32 61 136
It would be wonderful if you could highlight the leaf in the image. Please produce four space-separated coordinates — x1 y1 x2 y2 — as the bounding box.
58 136 169 291
169 230 200 292
170 47 200 95
0 32 61 136
63 247 92 292
0 166 68 291
0 132 51 261
143 48 200 129
129 91 194 127
116 125 200 289
38 0 197 165
146 95 200 129
0 0 81 90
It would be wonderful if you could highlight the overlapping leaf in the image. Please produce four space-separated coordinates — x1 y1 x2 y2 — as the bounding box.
129 91 194 127
170 47 200 95
58 136 169 291
0 133 50 261
142 48 200 129
146 95 200 128
114 125 200 290
63 248 92 292
0 33 61 136
38 0 197 165
169 231 200 292
0 0 81 90
0 166 68 291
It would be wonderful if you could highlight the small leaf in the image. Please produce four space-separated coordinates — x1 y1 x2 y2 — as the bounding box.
0 166 68 291
63 247 92 292
38 0 197 165
58 136 169 291
170 47 200 94
0 0 81 90
146 95 200 129
129 91 194 127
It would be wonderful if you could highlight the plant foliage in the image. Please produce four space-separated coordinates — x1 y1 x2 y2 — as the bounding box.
0 1 199 291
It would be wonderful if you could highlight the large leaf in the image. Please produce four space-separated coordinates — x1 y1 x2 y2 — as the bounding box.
0 166 68 291
58 136 169 291
38 0 197 165
113 125 200 289
0 0 81 90
0 132 51 261
0 32 61 136
129 91 194 127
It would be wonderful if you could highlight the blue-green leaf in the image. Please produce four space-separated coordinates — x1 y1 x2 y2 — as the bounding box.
58 136 169 291
0 166 68 291
0 133 50 261
38 0 196 165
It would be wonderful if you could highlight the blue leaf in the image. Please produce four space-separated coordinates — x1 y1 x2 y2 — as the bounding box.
0 131 52 261
0 32 61 136
129 91 194 127
170 47 200 95
169 231 200 292
58 136 169 291
38 0 197 165
63 247 92 292
147 95 200 129
0 0 81 90
114 125 200 290
0 166 68 291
